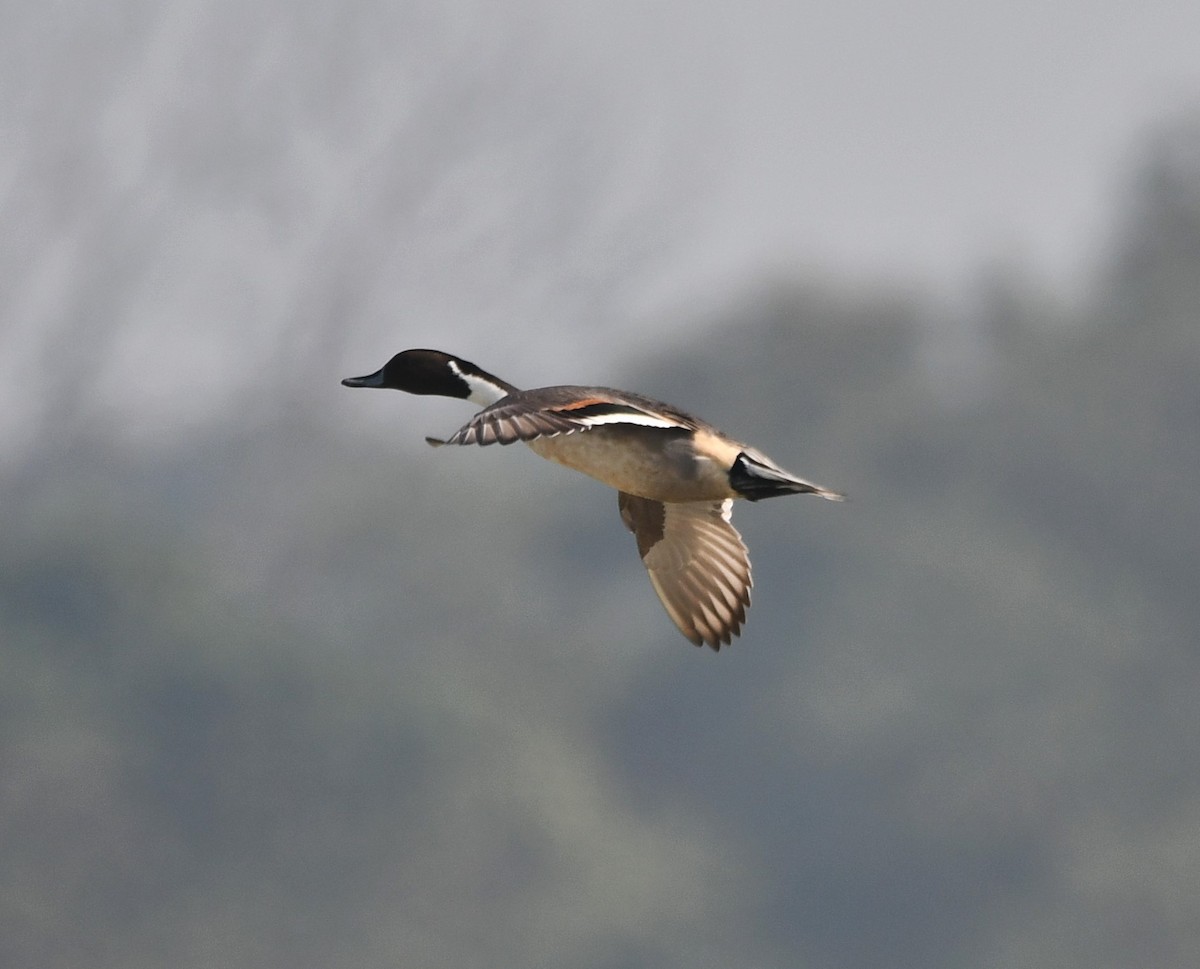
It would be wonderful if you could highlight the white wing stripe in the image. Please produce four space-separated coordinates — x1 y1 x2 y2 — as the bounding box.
571 412 683 429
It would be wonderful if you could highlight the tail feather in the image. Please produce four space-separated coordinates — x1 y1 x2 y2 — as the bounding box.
730 452 845 503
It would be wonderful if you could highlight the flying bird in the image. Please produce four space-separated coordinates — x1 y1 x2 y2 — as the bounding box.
342 349 843 650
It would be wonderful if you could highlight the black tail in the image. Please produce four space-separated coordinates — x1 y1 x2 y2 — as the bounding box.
729 452 845 502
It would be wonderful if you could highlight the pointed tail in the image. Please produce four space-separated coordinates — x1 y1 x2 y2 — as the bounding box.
729 452 845 503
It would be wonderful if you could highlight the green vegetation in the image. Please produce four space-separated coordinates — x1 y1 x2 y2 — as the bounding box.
3 123 1199 969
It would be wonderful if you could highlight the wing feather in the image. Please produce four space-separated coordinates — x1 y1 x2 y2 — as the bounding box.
433 387 695 448
618 493 753 650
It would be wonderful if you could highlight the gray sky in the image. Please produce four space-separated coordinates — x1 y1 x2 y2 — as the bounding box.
618 0 1200 293
5 0 1200 452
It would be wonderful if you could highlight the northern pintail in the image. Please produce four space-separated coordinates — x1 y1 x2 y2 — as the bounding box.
342 349 843 650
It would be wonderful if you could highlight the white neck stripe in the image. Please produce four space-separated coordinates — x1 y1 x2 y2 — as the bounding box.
448 360 509 406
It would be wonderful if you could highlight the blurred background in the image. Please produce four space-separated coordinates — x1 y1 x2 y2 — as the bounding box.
4 2 1200 967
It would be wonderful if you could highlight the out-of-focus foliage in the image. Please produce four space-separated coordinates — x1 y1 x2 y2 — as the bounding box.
3 122 1200 969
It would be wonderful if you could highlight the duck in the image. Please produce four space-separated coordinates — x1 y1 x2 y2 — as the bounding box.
342 348 843 650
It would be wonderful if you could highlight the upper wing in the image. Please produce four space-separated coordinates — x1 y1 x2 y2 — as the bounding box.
618 493 753 650
427 388 690 447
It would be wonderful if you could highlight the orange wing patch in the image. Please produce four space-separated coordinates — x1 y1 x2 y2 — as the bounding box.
551 397 610 412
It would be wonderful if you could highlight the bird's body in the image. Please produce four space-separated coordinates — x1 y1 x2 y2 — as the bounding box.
342 349 842 650
450 396 742 502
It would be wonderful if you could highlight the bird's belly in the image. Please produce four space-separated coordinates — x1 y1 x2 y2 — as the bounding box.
526 429 736 502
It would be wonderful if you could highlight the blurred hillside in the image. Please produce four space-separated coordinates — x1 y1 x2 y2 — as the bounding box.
4 122 1200 969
